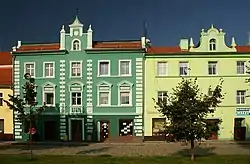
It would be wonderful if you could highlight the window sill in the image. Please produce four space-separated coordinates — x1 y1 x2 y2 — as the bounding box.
97 75 111 77
69 76 82 79
118 105 133 107
118 74 132 77
208 74 218 76
43 76 55 78
96 105 111 107
70 50 82 52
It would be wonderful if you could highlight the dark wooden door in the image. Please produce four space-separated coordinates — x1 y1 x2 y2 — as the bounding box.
44 121 57 141
71 120 82 142
0 119 4 140
100 121 109 142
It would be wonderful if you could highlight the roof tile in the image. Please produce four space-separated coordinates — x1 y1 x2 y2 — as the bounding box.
0 52 12 65
0 67 12 85
17 43 60 52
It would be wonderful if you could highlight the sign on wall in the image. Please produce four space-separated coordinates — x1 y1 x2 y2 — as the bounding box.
236 108 250 116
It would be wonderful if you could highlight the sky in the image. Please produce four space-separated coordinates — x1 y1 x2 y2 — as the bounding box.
0 0 250 51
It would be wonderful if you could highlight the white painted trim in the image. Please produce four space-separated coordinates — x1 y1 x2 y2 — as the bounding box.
0 65 12 68
97 60 111 77
96 80 112 87
23 62 36 77
69 60 83 78
42 82 56 107
70 91 82 106
71 38 81 51
207 61 218 75
118 59 132 76
117 81 133 106
97 82 112 106
43 61 55 78
68 117 85 141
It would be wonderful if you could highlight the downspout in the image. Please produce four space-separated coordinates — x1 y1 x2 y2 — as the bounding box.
142 49 146 142
12 53 16 140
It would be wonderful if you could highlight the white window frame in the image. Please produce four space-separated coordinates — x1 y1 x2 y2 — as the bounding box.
98 60 111 76
43 62 55 78
208 61 218 75
236 61 246 75
157 91 168 103
157 61 168 76
42 83 56 107
209 39 216 51
119 60 132 76
179 62 189 76
71 39 81 51
24 62 35 77
236 90 246 105
0 92 3 106
70 61 82 78
70 92 82 106
118 81 133 106
97 81 112 106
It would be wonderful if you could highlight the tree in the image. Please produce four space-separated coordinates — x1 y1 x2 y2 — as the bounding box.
4 73 44 160
154 78 224 161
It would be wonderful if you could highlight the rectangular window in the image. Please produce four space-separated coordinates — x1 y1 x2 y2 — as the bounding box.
119 60 131 76
237 61 246 74
44 62 54 77
71 92 82 106
157 62 167 76
179 62 189 76
157 91 167 103
0 93 3 106
44 92 54 105
25 63 35 77
236 90 246 104
71 61 81 77
120 91 130 105
99 61 110 76
208 61 217 75
99 92 109 105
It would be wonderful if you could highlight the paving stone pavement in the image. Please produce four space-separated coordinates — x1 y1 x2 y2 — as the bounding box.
1 142 250 156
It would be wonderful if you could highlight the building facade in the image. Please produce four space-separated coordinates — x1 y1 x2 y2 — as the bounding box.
144 25 250 141
12 16 145 142
0 52 13 140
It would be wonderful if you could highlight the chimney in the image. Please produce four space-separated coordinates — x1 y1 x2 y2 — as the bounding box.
17 41 21 48
179 39 189 51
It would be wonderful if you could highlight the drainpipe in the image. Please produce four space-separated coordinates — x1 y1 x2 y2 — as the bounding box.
142 51 146 142
12 54 16 140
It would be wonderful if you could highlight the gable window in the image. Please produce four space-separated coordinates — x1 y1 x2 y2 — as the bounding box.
237 61 246 74
119 60 131 76
71 92 82 106
43 83 56 106
0 93 3 106
44 62 54 77
209 39 216 51
24 63 35 77
208 61 217 75
70 61 82 77
236 90 246 104
99 61 110 76
179 62 189 76
72 39 81 51
157 91 167 103
118 81 133 106
157 62 168 76
97 82 112 106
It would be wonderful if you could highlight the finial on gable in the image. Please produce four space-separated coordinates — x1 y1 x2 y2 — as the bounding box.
231 37 236 47
211 24 214 29
60 25 65 33
189 38 194 48
88 24 93 32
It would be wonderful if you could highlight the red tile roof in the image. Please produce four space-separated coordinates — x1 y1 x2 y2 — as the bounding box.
147 46 250 54
93 41 142 49
0 67 12 85
16 43 60 52
0 52 12 65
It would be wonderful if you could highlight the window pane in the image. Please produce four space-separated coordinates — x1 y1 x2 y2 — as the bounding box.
99 92 109 105
157 91 167 103
71 62 81 76
120 92 130 104
120 61 130 75
99 62 109 75
45 93 54 105
179 62 188 75
0 98 2 106
157 62 167 76
237 61 245 74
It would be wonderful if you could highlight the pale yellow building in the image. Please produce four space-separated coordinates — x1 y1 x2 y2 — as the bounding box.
0 52 13 140
144 25 250 141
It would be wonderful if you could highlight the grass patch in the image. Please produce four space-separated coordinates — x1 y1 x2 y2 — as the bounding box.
1 155 250 164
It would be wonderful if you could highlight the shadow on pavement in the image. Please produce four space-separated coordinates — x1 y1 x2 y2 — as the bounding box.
171 145 216 157
77 147 111 155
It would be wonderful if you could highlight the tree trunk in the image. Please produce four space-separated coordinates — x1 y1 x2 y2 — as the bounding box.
29 120 33 160
190 139 195 161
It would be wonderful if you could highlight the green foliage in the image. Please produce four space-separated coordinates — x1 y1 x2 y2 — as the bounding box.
4 77 44 126
153 78 224 142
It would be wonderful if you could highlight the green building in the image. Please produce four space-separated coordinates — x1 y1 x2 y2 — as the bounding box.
12 16 146 142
